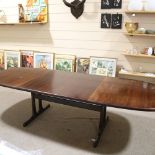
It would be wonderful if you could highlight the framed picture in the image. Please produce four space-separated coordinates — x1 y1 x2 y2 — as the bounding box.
21 50 34 68
112 0 122 9
101 0 113 9
101 14 111 28
54 54 76 72
0 50 4 70
34 52 54 69
76 57 90 73
4 50 20 70
89 57 117 77
111 14 122 29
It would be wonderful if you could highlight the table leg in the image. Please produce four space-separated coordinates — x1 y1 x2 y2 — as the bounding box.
92 106 109 147
23 93 50 127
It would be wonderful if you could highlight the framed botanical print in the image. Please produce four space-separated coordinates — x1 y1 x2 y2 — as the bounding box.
34 52 54 69
89 57 117 77
4 50 20 69
54 54 76 72
76 57 90 73
0 50 4 70
21 50 33 68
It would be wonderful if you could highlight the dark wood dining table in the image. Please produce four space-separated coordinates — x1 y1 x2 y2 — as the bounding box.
0 68 155 147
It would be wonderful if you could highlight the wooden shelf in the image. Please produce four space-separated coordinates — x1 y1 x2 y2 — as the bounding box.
125 33 155 37
119 71 155 79
0 22 47 25
123 53 155 58
125 10 155 14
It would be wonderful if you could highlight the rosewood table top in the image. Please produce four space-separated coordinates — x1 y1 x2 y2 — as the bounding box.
0 68 155 111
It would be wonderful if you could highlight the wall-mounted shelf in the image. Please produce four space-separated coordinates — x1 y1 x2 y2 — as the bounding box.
119 70 155 79
123 52 155 58
125 10 155 14
0 22 47 25
125 33 155 37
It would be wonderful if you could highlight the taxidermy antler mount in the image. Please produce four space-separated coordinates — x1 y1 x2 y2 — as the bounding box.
63 0 86 18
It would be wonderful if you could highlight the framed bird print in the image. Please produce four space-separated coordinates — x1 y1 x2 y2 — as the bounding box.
89 57 117 77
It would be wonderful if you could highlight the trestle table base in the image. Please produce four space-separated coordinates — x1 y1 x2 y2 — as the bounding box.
23 92 109 147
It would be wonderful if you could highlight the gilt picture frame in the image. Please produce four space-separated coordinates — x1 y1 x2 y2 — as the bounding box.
4 50 20 70
34 52 54 69
54 54 76 72
89 57 117 77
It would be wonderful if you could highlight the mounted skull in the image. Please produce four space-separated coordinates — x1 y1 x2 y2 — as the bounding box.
63 0 86 18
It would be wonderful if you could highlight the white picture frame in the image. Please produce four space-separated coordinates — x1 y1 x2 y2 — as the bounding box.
89 57 117 77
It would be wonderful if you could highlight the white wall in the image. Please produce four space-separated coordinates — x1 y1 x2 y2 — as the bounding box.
0 0 155 74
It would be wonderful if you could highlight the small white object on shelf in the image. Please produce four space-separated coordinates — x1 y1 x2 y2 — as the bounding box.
144 73 155 77
136 28 146 34
128 0 143 11
147 47 153 55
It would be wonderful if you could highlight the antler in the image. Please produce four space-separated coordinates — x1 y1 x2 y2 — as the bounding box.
63 0 86 8
63 0 73 7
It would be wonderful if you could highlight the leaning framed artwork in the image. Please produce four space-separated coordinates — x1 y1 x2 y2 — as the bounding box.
76 57 90 73
34 52 54 69
21 50 34 68
0 50 4 70
4 50 20 69
89 57 117 77
54 54 76 72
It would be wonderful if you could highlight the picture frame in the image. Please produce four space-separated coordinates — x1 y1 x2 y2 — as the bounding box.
101 0 113 9
0 50 4 70
111 14 122 29
101 14 111 28
20 50 34 68
25 0 48 22
89 57 117 77
112 0 122 9
76 57 90 73
4 50 20 70
54 54 76 72
34 52 54 69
